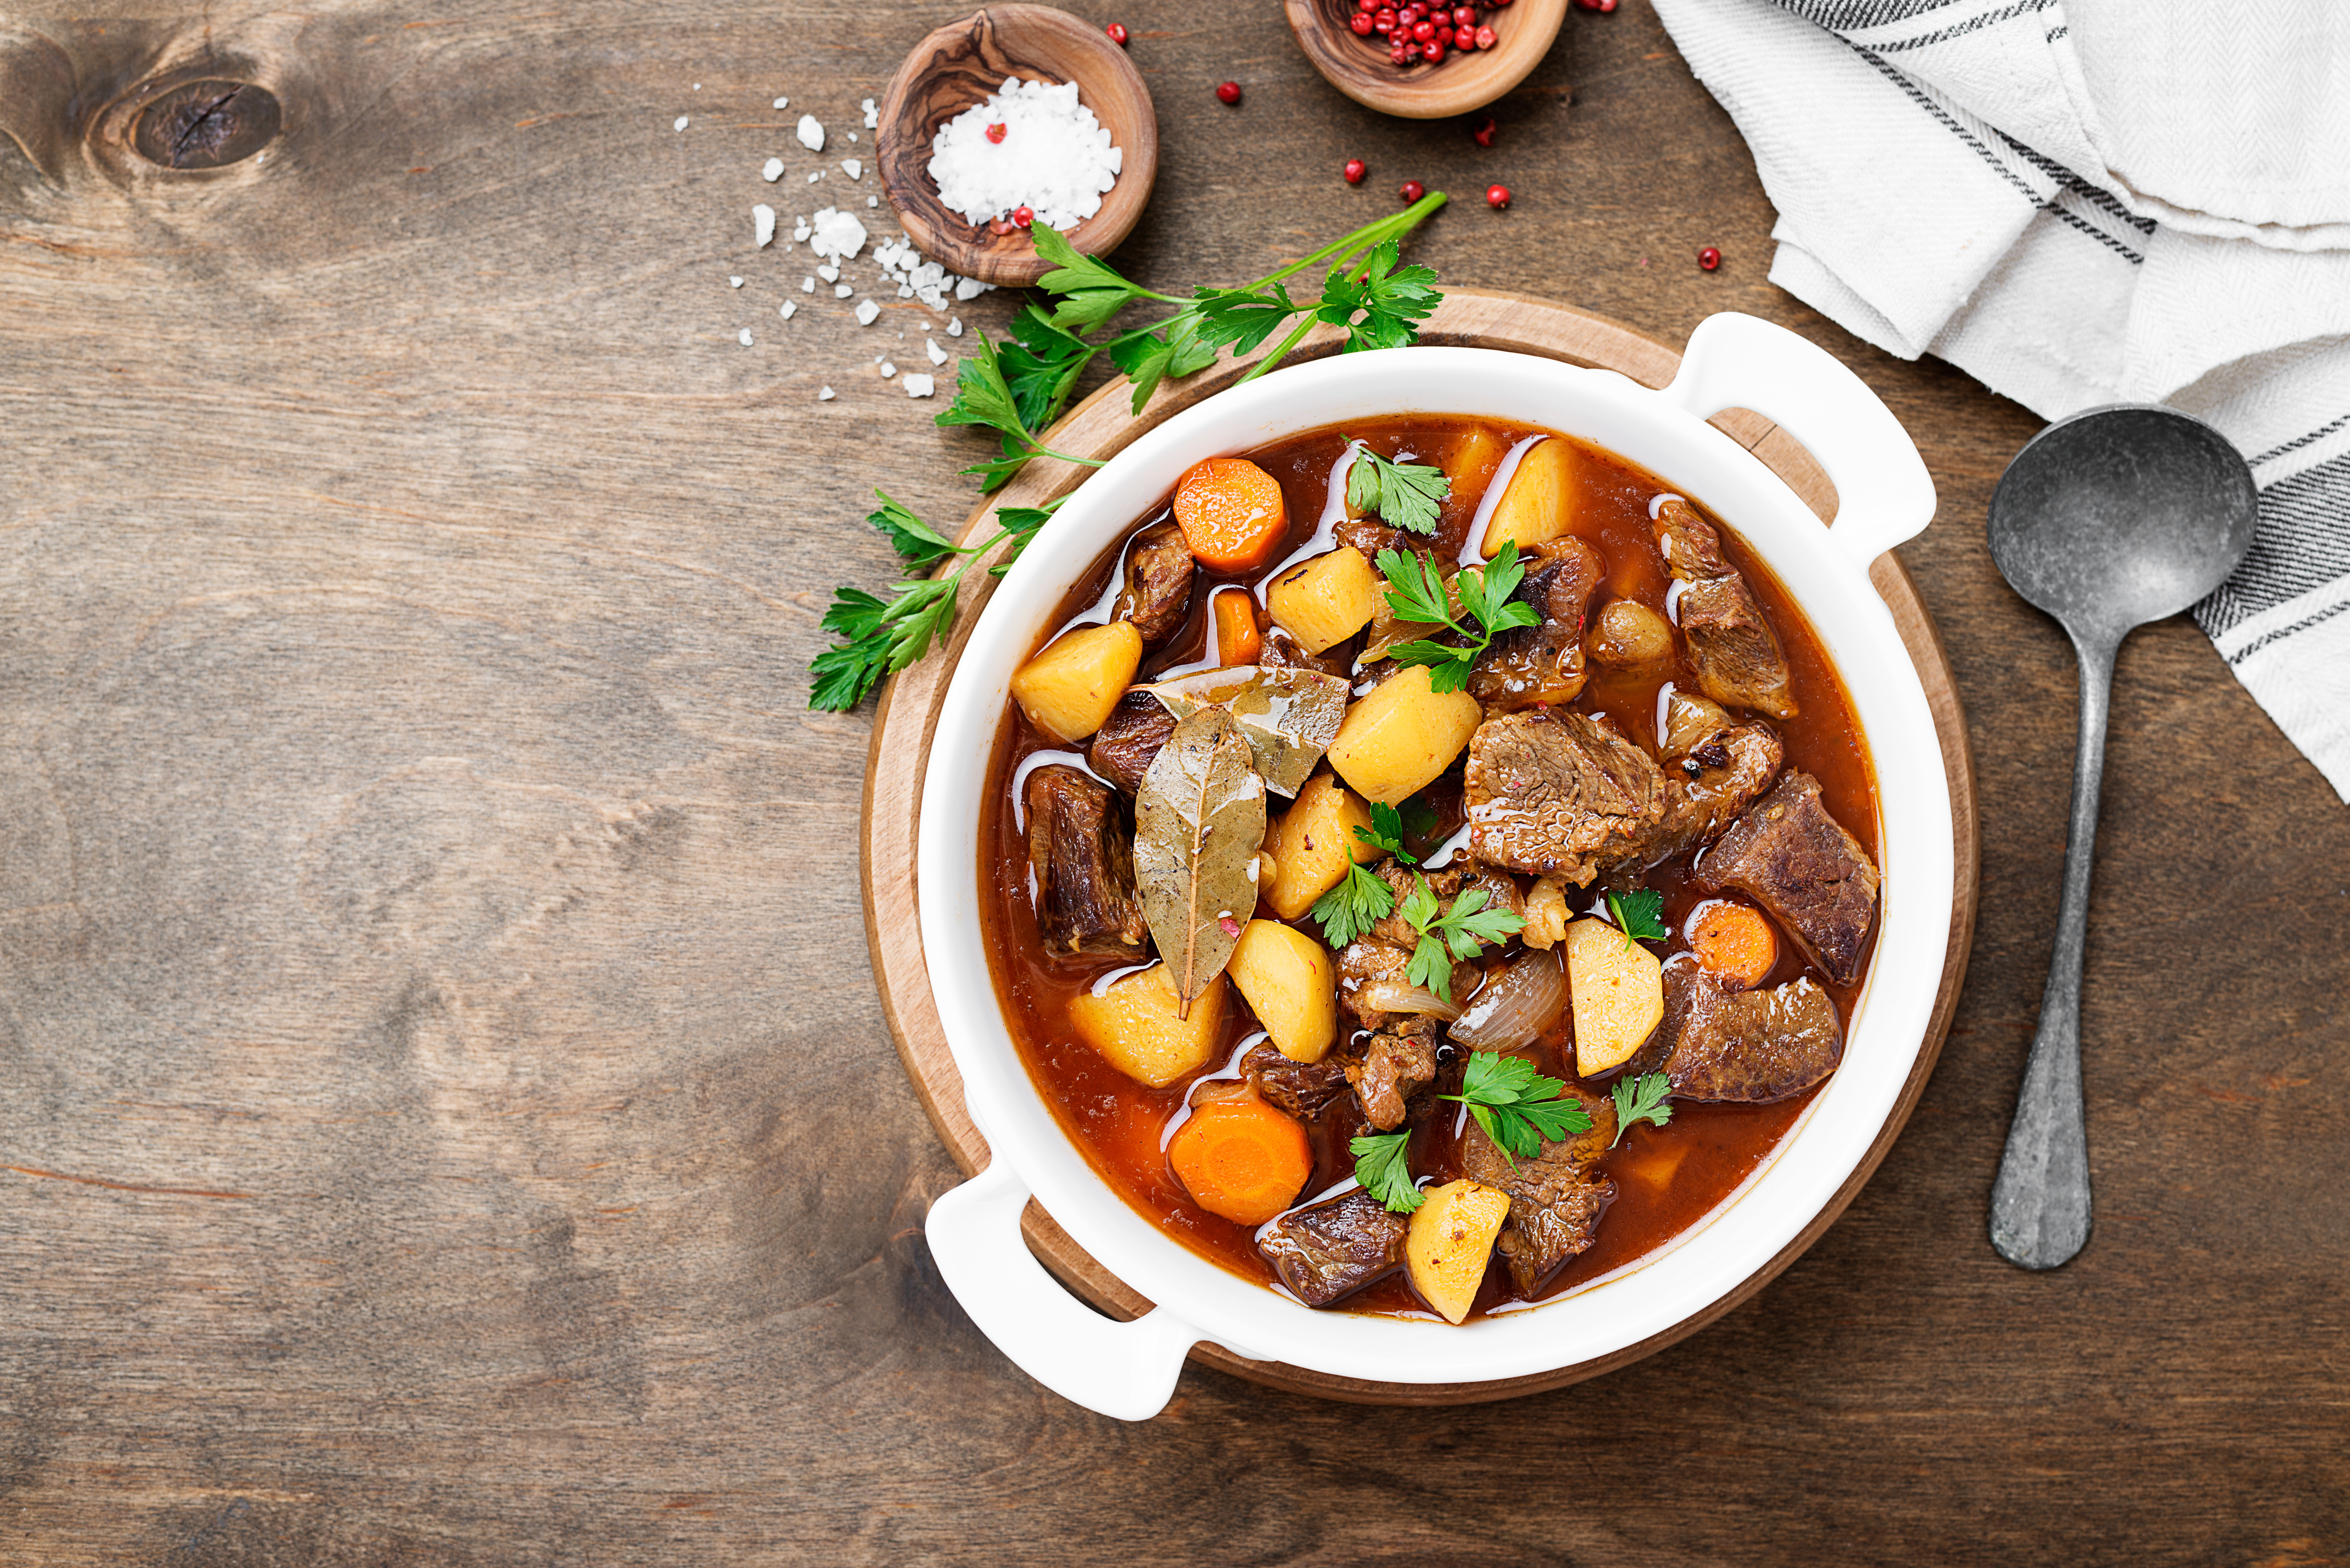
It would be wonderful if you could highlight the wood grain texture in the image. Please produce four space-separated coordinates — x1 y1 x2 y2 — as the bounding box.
1283 0 1567 120
1 0 2344 1563
876 5 1157 285
861 290 1983 1404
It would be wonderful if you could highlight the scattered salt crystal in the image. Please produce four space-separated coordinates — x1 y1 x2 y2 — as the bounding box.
762 157 784 182
927 77 1121 230
954 276 987 301
796 114 825 152
903 374 936 398
753 204 776 247
835 283 853 298
729 275 744 287
817 263 840 283
774 97 789 109
862 98 879 130
880 361 896 378
866 196 878 208
802 277 815 292
841 158 862 180
847 132 858 144
926 339 948 365
948 317 964 336
819 386 836 401
897 285 913 298
738 328 754 346
780 300 797 319
807 171 822 183
694 84 701 91
674 115 689 132
807 208 868 262
855 299 881 326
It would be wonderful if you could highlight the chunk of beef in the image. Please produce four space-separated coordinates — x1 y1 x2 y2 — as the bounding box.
1464 709 1667 885
1024 765 1149 957
1257 1188 1410 1307
1458 1091 1619 1295
1468 537 1604 713
1695 771 1879 987
1346 1021 1438 1130
1334 513 1406 563
1336 937 1464 1034
1369 860 1460 949
1653 497 1796 720
1260 623 1357 678
1111 521 1196 647
1662 970 1844 1103
1087 689 1176 794
1241 1041 1354 1122
1658 720 1784 858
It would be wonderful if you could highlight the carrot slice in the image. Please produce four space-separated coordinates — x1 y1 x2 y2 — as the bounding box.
1173 458 1290 572
1168 1100 1312 1226
1211 586 1263 666
1688 900 1778 990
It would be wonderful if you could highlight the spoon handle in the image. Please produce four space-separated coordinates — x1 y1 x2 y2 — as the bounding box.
1990 632 2117 1270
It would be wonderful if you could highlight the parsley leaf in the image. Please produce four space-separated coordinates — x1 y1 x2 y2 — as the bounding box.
997 304 1093 432
1352 800 1416 865
1444 1051 1595 1162
867 492 958 566
1194 282 1305 357
1399 877 1525 1002
1311 861 1394 949
1399 796 1440 843
1108 314 1218 413
1031 225 1148 333
1350 1129 1425 1214
1315 239 1443 353
1375 541 1542 694
1346 446 1451 536
1605 887 1670 949
1609 1072 1674 1147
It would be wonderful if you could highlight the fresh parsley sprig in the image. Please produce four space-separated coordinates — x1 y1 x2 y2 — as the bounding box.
807 493 1058 712
1375 541 1541 694
1347 447 1451 536
1399 876 1524 1003
1444 1051 1595 1163
1350 1128 1424 1214
1605 887 1670 950
1308 803 1418 947
1356 800 1416 864
1609 1072 1674 1147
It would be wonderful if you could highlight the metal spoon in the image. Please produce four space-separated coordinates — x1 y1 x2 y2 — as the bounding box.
1985 405 2258 1270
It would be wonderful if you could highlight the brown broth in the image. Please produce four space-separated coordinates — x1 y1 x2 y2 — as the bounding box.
978 416 1879 1319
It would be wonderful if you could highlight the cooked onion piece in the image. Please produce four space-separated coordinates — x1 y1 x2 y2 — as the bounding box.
1354 977 1464 1023
1449 949 1564 1053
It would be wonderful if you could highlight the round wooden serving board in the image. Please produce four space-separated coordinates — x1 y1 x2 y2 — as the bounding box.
860 291 1982 1406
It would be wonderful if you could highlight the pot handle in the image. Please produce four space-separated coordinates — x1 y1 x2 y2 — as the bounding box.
924 1159 1202 1421
1660 312 1937 571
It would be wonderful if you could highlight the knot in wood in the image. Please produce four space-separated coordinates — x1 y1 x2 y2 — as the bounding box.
131 79 280 169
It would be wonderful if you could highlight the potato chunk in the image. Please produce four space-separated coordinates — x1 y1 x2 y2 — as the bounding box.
1325 666 1482 804
1565 917 1665 1076
1067 966 1226 1088
1406 1179 1512 1324
1481 437 1579 558
1263 774 1378 920
1228 919 1337 1063
1011 621 1143 743
1266 546 1383 655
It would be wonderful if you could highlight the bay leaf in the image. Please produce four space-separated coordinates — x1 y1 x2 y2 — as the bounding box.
1132 706 1266 1015
1148 666 1351 797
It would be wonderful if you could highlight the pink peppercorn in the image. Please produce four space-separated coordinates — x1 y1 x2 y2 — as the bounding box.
1216 80 1242 104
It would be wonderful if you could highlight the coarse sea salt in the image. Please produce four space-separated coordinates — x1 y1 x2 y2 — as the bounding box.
841 158 862 180
835 283 853 298
796 114 825 152
729 275 744 288
774 96 789 109
753 204 776 247
674 115 689 131
855 299 881 326
903 373 936 398
926 339 948 365
807 208 867 262
780 300 797 319
862 98 879 130
927 77 1120 230
819 386 836 400
762 157 784 182
738 328 753 346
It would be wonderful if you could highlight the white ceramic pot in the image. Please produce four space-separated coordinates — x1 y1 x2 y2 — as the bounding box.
918 313 1951 1420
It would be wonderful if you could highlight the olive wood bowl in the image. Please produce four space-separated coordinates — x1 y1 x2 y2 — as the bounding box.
1284 0 1567 119
877 5 1158 288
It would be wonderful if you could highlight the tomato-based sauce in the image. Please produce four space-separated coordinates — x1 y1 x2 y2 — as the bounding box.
979 416 1879 1320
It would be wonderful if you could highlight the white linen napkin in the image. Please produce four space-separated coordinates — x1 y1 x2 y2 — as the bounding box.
1650 0 2350 802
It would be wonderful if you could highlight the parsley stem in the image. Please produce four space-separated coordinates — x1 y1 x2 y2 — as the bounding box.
1238 311 1323 384
1240 193 1450 294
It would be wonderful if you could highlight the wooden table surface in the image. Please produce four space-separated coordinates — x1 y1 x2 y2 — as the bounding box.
2 3 2343 1564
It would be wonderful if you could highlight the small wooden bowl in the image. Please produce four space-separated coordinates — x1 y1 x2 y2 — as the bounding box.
1284 0 1567 119
877 6 1158 288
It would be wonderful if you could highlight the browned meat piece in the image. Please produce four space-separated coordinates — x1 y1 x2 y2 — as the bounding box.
1468 537 1603 713
1465 863 1525 928
1111 521 1196 647
1346 1022 1437 1130
1458 1089 1619 1295
1465 709 1667 885
1663 971 1844 1102
1257 1188 1409 1307
1241 1041 1354 1122
1024 766 1149 958
1658 720 1784 858
1653 496 1796 720
1335 513 1406 563
1336 938 1464 1033
1260 624 1357 678
1695 771 1879 986
1369 860 1459 949
1087 689 1175 794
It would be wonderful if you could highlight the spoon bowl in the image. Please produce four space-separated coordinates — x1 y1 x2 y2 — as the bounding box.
1985 404 2257 1270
